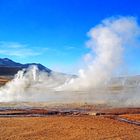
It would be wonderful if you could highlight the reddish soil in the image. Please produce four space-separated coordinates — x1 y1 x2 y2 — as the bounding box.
0 108 140 140
0 77 10 86
0 116 140 140
120 114 140 122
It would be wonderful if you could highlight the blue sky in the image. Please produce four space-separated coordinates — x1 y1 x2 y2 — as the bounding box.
0 0 140 74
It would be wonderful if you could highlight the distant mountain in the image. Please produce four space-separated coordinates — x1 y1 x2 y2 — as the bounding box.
0 58 51 76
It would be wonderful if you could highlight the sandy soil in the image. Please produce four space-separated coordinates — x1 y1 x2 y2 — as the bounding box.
120 114 140 122
0 116 140 140
0 77 10 86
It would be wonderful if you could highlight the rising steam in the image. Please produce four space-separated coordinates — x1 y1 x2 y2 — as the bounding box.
0 16 140 106
62 16 140 90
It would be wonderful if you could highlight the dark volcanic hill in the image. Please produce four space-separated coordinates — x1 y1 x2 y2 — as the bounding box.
0 58 51 76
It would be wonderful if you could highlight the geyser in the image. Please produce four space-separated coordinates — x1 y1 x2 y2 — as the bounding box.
0 16 140 106
62 16 140 90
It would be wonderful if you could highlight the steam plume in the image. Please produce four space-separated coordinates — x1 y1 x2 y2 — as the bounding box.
0 16 140 106
62 16 140 90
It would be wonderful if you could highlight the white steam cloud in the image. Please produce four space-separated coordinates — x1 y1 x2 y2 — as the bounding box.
62 16 140 90
0 16 140 106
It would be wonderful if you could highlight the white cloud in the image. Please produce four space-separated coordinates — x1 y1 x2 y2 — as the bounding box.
0 41 44 57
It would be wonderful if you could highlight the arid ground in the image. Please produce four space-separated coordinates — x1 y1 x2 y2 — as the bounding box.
0 77 10 86
0 115 140 140
0 108 140 140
